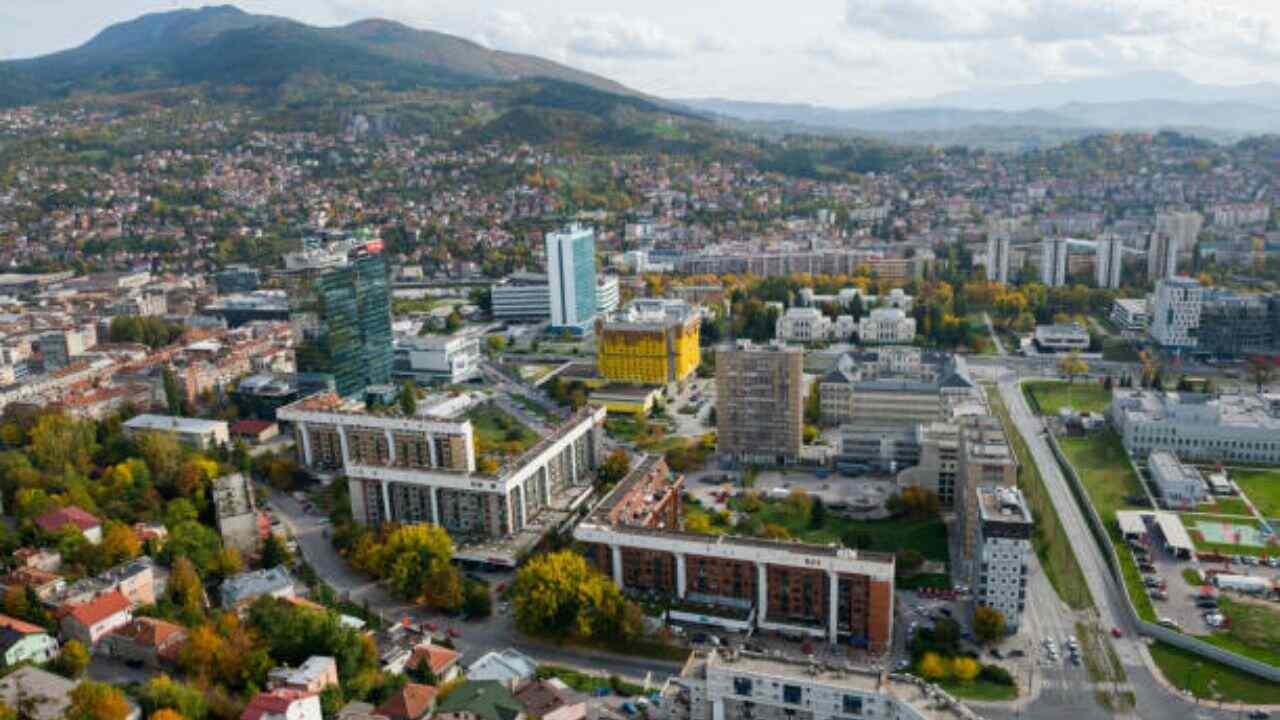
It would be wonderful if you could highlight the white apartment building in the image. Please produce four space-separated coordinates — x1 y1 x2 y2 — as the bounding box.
1150 276 1203 349
973 485 1032 632
1040 237 1069 287
1111 390 1280 465
1095 236 1124 289
857 308 916 344
986 234 1010 284
774 307 832 344
1110 298 1149 337
596 275 620 315
394 333 482 384
1148 450 1206 510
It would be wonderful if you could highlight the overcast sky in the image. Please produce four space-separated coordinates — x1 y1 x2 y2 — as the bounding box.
3 0 1280 106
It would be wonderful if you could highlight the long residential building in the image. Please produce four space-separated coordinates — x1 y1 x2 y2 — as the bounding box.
1110 390 1280 465
716 341 805 465
676 251 924 284
278 393 607 560
595 299 701 387
574 457 896 649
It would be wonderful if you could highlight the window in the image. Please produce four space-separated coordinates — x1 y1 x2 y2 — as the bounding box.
783 685 803 704
734 678 754 697
842 695 863 715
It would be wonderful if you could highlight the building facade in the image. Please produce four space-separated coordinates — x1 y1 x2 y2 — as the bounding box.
1110 390 1280 465
547 225 598 334
1032 323 1090 352
819 349 976 428
1040 238 1069 287
972 486 1032 632
775 307 832 344
986 234 1010 284
1095 236 1124 289
1147 450 1206 510
716 341 804 465
596 300 701 386
294 250 393 397
394 334 482 384
1110 299 1149 337
1150 277 1203 349
856 308 915 345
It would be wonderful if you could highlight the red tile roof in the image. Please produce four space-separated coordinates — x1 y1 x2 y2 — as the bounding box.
65 590 129 628
34 506 100 534
108 617 186 648
408 643 459 675
0 613 46 635
241 689 315 720
230 419 276 436
376 683 438 720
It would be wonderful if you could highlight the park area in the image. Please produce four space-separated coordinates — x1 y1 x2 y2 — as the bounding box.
1231 468 1280 520
1023 379 1113 416
1150 641 1280 705
467 404 540 462
685 492 949 563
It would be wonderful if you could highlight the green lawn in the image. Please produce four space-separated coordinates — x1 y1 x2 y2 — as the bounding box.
988 386 1093 610
1198 597 1280 668
1194 496 1253 517
1024 380 1113 416
1101 337 1141 363
1055 430 1153 620
1232 468 1280 518
937 679 1018 702
467 404 539 454
1150 641 1280 704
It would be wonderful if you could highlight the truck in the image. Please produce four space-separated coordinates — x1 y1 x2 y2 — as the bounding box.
1211 573 1272 595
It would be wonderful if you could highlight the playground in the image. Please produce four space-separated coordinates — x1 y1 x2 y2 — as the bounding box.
1191 518 1271 548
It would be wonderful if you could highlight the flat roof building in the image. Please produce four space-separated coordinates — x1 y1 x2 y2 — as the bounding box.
1033 323 1090 352
1147 450 1206 510
1111 390 1280 465
596 299 701 387
972 486 1033 631
122 414 230 450
716 341 805 466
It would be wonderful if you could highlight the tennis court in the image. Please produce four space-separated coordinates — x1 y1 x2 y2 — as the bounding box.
1193 519 1270 548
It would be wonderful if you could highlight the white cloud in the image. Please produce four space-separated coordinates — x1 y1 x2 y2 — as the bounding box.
846 0 1182 43
565 15 689 60
803 36 880 66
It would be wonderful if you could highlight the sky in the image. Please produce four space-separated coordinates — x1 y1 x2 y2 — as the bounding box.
4 0 1280 107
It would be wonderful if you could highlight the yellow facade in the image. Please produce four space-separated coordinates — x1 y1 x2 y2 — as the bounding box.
597 318 700 386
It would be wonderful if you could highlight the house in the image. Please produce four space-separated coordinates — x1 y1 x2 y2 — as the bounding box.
221 567 297 611
0 614 58 665
1 567 65 602
513 679 586 720
406 642 461 683
60 590 132 646
434 681 526 720
336 702 386 720
101 617 187 668
0 666 141 720
133 522 168 547
376 683 438 720
466 649 538 685
44 556 157 609
12 547 61 572
241 688 323 720
269 656 340 693
33 506 102 544
230 418 281 444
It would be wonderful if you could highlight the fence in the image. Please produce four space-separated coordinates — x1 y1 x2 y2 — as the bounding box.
1044 432 1280 682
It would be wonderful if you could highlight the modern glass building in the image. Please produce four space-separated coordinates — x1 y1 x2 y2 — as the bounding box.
294 250 392 397
547 224 598 335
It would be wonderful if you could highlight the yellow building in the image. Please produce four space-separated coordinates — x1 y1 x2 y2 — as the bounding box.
589 384 663 415
596 300 701 386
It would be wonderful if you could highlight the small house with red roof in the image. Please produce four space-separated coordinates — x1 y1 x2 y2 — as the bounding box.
407 642 461 683
59 590 131 646
101 617 187 668
34 506 102 544
241 688 322 720
376 683 438 720
230 418 280 444
0 613 58 666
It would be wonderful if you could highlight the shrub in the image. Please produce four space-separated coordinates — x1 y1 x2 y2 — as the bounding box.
978 664 1015 686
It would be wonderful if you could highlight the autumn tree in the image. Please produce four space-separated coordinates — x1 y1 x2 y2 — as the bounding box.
260 533 292 569
597 449 631 487
139 674 208 720
1057 351 1089 407
511 550 642 643
951 656 981 682
917 652 947 680
28 413 98 475
973 606 1006 644
167 557 206 623
151 710 187 720
137 431 183 490
67 682 131 720
55 639 90 678
370 525 461 609
100 521 142 567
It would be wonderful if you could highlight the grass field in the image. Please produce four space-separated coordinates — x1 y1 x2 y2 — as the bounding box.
1232 468 1280 518
1055 430 1154 620
1200 597 1280 669
468 404 540 455
988 386 1093 610
937 678 1018 702
1150 641 1280 704
1024 380 1113 416
1194 496 1254 517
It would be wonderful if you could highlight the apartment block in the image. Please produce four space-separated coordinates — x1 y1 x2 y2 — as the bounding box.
1095 235 1124 289
972 486 1033 632
574 458 895 649
716 341 804 465
1040 237 1069 287
595 299 701 387
1150 276 1203 349
985 233 1010 284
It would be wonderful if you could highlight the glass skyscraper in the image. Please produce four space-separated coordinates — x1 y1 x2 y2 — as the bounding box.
547 224 598 335
294 250 392 397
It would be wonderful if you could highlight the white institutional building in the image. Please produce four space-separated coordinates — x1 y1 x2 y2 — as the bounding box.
1110 390 1280 465
857 308 916 344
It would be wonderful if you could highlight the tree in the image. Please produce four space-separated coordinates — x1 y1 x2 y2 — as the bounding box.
511 550 641 643
485 335 506 355
167 557 206 621
137 431 183 490
100 522 142 566
804 381 822 425
918 652 948 680
809 496 827 529
399 382 418 417
951 656 981 682
783 489 813 523
1246 355 1276 393
761 523 791 540
374 525 461 609
162 521 224 576
150 710 186 720
1057 351 1088 386
260 533 292 569
973 606 1006 644
67 682 131 720
162 367 183 416
27 413 98 475
462 580 493 619
895 549 925 576
55 639 90 678
139 675 208 720
597 449 631 487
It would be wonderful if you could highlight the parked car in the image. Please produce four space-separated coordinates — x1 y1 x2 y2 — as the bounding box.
1111 627 1123 639
1247 710 1269 720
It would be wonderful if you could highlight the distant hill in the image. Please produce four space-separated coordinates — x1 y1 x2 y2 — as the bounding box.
0 4 640 106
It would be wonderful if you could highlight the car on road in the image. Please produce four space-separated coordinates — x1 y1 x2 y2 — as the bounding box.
1149 589 1168 600
990 648 1003 659
1111 627 1123 638
1247 710 1269 720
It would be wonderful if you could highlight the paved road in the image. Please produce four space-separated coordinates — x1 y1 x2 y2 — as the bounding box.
997 375 1240 720
983 313 1007 356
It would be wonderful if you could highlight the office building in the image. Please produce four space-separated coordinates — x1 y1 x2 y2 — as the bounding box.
595 299 701 387
1032 323 1090 352
1150 276 1203 349
774 307 832 344
491 273 553 322
278 393 606 562
1147 450 1206 510
575 457 895 648
986 233 1011 284
972 486 1032 632
666 649 975 720
294 248 392 397
204 292 291 328
37 330 85 371
393 333 482 384
1110 390 1280 465
1040 238 1069 287
818 349 976 428
1095 236 1124 289
546 225 598 334
857 308 916 344
1197 292 1280 358
214 265 261 294
596 275 620 316
1110 299 1150 337
716 341 804 465
122 414 230 450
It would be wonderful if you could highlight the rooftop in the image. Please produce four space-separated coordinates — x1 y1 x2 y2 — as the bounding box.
123 414 229 435
976 486 1032 524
